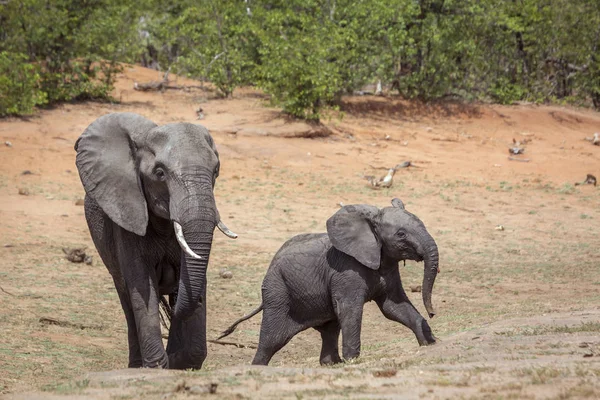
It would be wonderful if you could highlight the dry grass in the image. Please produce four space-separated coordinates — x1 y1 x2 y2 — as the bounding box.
1 69 600 398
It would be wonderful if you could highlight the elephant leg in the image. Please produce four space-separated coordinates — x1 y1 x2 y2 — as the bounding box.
128 277 168 368
117 239 168 368
335 300 364 361
114 285 142 367
252 308 303 366
315 320 342 365
166 302 207 369
375 294 436 346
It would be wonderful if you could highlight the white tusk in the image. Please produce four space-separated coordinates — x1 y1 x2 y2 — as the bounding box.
217 220 238 239
173 222 203 259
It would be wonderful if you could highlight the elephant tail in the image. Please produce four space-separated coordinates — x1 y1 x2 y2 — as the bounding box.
216 303 263 340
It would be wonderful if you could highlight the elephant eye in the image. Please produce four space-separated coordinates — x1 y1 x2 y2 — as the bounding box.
154 167 166 180
396 229 407 238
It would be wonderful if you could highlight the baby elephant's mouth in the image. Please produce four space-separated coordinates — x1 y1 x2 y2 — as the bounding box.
406 249 424 262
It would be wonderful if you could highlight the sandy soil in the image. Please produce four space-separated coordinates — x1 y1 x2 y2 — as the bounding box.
1 65 599 399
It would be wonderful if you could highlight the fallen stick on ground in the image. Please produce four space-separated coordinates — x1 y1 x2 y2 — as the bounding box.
39 317 103 331
0 286 16 296
207 339 258 349
134 81 208 92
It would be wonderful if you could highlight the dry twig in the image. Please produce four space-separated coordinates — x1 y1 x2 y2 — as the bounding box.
39 317 103 331
207 339 258 349
0 286 16 296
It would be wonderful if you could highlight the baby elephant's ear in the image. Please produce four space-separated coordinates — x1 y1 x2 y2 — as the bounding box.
391 198 405 209
326 205 381 270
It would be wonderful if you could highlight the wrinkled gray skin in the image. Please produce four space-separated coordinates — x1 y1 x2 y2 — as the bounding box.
75 112 236 369
219 198 438 365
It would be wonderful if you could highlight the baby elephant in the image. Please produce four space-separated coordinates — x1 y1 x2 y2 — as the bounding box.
218 198 439 365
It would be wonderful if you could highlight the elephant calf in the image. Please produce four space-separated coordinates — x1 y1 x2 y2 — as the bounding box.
219 198 439 365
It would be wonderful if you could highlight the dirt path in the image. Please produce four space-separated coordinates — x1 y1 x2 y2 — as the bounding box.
1 65 599 399
6 311 600 399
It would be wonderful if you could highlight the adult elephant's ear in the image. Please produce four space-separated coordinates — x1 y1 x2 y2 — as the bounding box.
326 205 381 270
75 113 157 236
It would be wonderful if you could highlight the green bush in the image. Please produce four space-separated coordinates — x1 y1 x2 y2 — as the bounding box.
0 0 140 116
490 78 527 105
0 52 47 116
40 60 120 104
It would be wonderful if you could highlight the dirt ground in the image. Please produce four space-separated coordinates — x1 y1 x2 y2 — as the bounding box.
1 65 599 399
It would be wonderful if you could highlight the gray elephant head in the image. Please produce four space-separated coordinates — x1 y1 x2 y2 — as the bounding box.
326 198 439 318
75 112 235 320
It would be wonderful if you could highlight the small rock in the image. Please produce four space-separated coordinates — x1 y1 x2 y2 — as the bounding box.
4 141 12 147
508 147 525 155
219 269 233 279
495 225 504 231
579 342 590 348
583 351 594 358
574 174 597 187
63 247 89 263
84 255 93 265
4 244 14 248
384 134 391 140
18 188 30 196
61 214 69 217
188 385 208 394
373 368 397 378
21 170 33 175
75 198 85 206
172 379 187 393
410 285 422 293
188 383 218 394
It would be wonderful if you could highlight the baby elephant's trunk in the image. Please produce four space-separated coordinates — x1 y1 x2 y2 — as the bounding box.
422 239 439 319
216 303 263 340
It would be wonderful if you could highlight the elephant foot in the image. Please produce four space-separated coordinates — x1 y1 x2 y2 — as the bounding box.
416 319 437 346
342 354 361 364
319 354 343 366
128 360 143 368
168 350 206 370
142 353 169 369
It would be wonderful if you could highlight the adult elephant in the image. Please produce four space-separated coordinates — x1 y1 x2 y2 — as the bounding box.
75 112 237 369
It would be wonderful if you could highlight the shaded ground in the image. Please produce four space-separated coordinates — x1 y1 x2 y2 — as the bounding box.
1 65 599 399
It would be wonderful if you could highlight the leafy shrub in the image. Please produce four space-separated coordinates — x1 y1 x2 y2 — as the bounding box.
0 52 46 116
490 78 527 104
40 60 120 104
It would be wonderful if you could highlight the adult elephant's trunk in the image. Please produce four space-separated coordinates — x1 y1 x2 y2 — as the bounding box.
170 177 237 321
168 181 219 321
173 210 215 321
422 238 439 319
